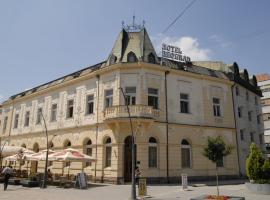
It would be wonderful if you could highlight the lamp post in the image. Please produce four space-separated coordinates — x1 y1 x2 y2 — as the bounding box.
0 138 9 168
119 87 136 200
39 110 49 189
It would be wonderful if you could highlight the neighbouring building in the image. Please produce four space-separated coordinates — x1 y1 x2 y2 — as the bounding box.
257 74 270 161
194 61 264 176
0 24 241 183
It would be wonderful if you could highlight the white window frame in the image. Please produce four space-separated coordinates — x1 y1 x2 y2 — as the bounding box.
86 94 94 115
125 87 136 106
66 99 74 119
104 89 113 108
180 93 190 114
51 103 58 122
213 97 222 117
24 111 30 127
148 88 159 109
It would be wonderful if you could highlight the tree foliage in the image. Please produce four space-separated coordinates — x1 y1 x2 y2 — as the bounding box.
203 136 233 164
246 143 265 180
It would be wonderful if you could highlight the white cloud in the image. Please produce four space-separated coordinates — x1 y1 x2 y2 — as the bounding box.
152 34 211 61
0 94 5 102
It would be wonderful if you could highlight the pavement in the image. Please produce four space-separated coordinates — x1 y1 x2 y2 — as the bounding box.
0 181 269 200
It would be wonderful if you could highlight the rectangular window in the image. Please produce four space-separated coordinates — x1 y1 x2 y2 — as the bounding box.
125 87 136 105
36 108 42 124
240 129 244 141
148 88 159 109
259 134 264 144
51 104 57 122
255 97 258 105
248 111 252 121
105 89 113 108
67 99 74 118
250 132 254 142
246 91 249 100
105 146 112 167
238 107 242 118
148 146 157 168
181 148 191 168
86 95 94 115
24 111 30 127
3 116 8 131
235 86 239 96
257 115 261 124
14 114 19 129
180 93 189 113
213 98 221 117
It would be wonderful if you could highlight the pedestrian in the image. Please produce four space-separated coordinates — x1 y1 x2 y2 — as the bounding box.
135 166 141 189
2 165 13 191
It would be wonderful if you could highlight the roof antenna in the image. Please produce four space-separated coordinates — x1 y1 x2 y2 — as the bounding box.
122 21 125 29
132 13 135 28
142 20 145 28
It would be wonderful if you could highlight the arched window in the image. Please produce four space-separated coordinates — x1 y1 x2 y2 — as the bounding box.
148 137 157 168
21 144 26 148
84 139 92 167
181 139 191 168
105 137 112 167
127 52 138 63
148 53 156 64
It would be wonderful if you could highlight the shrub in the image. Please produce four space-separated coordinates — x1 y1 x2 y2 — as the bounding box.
262 160 270 180
246 143 265 180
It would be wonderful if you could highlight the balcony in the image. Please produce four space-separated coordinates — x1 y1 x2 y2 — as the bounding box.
103 105 160 121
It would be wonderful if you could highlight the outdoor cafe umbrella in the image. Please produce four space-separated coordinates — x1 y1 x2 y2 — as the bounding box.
24 149 55 161
48 148 96 177
3 149 34 176
1 146 33 157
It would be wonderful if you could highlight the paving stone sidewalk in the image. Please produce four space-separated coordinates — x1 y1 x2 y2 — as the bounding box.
0 183 269 200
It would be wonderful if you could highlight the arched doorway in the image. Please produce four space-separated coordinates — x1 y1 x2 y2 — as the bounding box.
124 136 136 182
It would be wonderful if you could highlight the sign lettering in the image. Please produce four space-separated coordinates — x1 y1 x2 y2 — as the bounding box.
162 44 191 62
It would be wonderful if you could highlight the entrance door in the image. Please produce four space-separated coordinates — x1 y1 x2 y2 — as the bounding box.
124 136 137 182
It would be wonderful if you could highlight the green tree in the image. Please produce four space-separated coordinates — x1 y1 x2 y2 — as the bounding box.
246 143 265 181
262 160 270 180
203 136 233 196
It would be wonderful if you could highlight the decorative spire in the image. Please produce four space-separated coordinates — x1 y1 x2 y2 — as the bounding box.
122 16 145 32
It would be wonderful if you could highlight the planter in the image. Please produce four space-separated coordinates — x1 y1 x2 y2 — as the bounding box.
190 195 245 200
245 182 270 195
21 180 39 187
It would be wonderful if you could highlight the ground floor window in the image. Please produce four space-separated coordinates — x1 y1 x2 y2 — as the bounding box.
181 139 191 168
148 137 157 168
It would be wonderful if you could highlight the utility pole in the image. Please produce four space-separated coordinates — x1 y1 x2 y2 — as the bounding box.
119 87 136 200
39 110 49 189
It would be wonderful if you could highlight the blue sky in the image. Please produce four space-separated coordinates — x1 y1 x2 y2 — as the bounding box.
0 0 269 102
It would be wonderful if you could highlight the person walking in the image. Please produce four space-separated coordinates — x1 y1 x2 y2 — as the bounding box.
2 165 13 191
135 166 141 189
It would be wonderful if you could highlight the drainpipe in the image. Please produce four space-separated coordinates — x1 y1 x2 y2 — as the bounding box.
231 83 241 177
165 71 170 183
94 74 100 182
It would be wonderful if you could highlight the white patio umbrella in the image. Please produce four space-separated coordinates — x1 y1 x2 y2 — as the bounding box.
48 148 96 178
0 146 33 157
24 149 55 161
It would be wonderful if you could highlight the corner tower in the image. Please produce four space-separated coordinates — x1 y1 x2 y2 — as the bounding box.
106 22 158 66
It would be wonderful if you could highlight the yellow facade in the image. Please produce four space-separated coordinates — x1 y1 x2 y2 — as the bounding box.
0 62 239 183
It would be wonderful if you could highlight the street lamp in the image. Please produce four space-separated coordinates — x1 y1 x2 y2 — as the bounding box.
119 87 136 200
0 139 10 168
39 110 49 189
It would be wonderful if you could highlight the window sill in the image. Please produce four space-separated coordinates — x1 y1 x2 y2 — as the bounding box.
179 112 192 115
104 167 112 170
